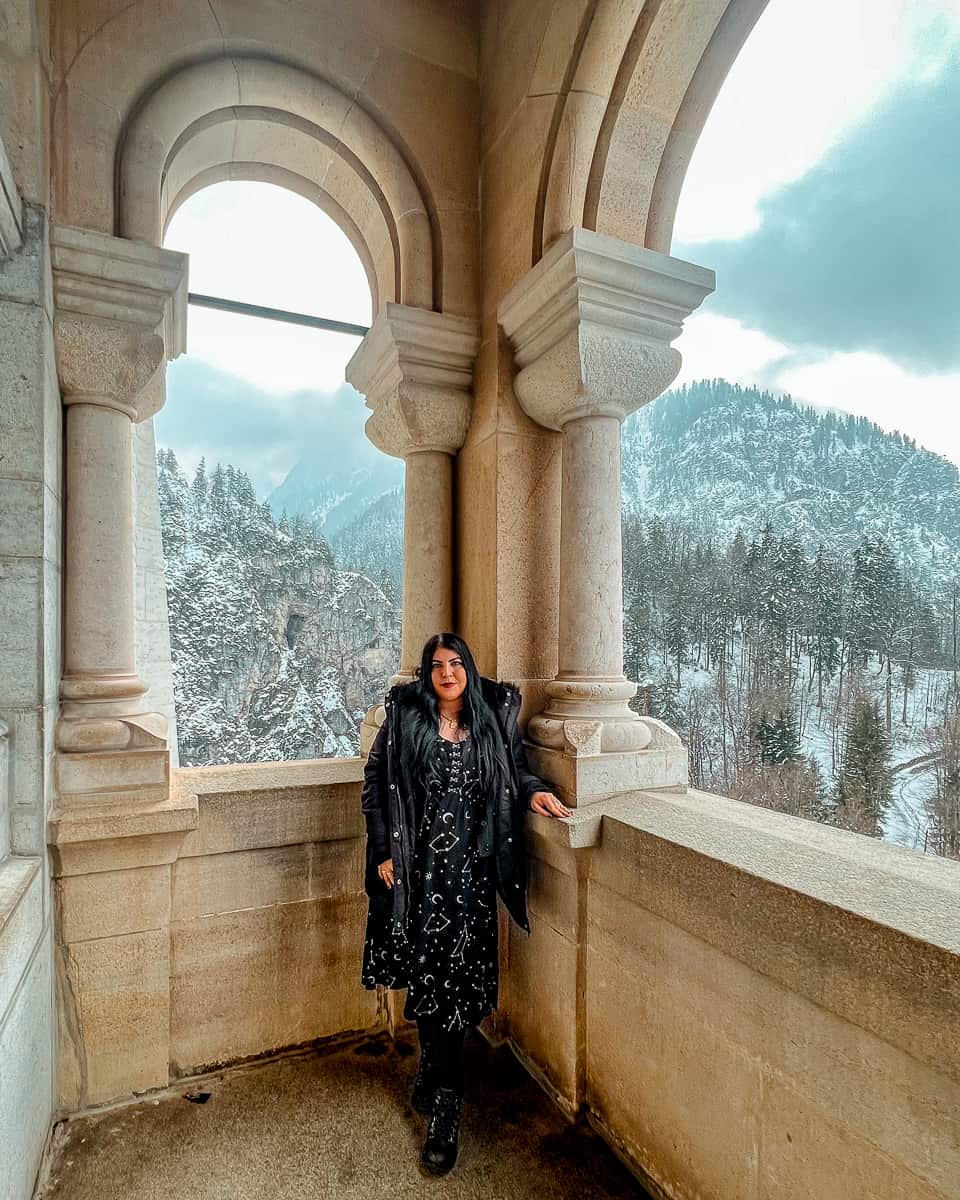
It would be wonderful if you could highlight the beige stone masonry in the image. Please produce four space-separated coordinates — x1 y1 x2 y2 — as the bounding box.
499 227 713 803
583 788 960 1199
48 789 199 878
168 759 376 1077
48 757 378 1106
502 792 637 1116
346 303 480 741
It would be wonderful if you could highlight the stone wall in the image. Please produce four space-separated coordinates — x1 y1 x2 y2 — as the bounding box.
169 760 378 1073
502 790 960 1200
0 200 61 1200
53 758 379 1109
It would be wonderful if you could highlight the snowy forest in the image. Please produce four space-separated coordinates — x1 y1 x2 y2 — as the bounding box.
157 378 960 863
157 449 400 765
624 515 960 860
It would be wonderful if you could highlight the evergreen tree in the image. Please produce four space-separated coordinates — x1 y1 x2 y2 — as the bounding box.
751 707 801 765
157 449 188 557
849 537 900 663
190 456 208 519
834 699 892 837
808 545 843 707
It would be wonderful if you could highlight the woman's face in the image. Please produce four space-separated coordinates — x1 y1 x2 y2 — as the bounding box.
431 646 467 703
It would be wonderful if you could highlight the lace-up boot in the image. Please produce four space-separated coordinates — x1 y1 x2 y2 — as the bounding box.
420 1086 462 1175
411 1047 438 1115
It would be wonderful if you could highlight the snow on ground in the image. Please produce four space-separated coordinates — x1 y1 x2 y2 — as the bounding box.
670 648 950 856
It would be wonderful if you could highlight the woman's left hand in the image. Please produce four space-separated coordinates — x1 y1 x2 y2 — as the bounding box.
529 790 572 818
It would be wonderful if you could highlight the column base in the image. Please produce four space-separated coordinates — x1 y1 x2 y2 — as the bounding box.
57 708 168 753
58 668 168 754
359 704 384 755
527 676 654 755
525 715 688 807
55 746 171 810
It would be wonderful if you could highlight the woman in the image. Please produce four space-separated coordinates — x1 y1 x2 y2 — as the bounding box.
360 632 570 1175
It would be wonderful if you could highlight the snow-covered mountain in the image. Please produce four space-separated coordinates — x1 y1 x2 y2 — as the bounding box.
270 378 960 597
622 379 960 589
329 486 404 602
267 434 403 538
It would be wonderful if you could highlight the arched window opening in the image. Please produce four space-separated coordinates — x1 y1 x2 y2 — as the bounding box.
155 181 403 768
621 0 960 862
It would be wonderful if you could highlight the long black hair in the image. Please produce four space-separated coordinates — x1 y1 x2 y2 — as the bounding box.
408 631 510 800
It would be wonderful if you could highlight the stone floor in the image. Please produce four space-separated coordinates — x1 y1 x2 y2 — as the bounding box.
38 1030 652 1199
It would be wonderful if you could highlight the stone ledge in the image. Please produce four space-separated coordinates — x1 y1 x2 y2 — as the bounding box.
0 857 43 1027
173 755 365 796
0 855 40 940
603 787 960 953
48 793 199 877
592 787 960 1087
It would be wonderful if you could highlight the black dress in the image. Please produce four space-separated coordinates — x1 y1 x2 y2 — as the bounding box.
400 733 499 1031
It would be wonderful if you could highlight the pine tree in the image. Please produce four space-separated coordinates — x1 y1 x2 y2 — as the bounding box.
808 544 843 707
751 707 800 765
190 456 208 519
834 699 892 837
849 537 900 664
157 449 188 557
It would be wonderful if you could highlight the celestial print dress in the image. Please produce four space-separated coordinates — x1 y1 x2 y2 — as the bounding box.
400 733 499 1032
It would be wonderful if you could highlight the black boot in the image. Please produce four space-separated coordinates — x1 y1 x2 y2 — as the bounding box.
411 1047 437 1115
420 1087 462 1175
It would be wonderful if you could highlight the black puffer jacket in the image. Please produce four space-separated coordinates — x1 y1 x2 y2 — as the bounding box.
361 676 549 948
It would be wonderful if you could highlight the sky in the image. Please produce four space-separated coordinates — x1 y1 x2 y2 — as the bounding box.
160 0 960 496
671 0 960 460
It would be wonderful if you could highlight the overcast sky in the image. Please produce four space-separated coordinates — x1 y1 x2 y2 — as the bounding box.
160 0 960 496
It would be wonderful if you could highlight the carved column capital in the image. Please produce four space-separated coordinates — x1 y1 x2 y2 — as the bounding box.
52 223 188 421
54 314 164 420
498 227 714 430
348 305 479 709
346 303 480 459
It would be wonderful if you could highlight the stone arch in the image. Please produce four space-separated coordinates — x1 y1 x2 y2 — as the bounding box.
534 0 767 261
167 161 382 316
116 56 439 312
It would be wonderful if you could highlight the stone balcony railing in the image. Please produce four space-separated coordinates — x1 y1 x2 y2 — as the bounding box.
153 757 377 1078
41 755 960 1200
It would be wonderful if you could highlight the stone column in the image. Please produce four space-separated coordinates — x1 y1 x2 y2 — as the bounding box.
51 225 187 802
47 226 198 1109
499 228 714 805
346 303 479 748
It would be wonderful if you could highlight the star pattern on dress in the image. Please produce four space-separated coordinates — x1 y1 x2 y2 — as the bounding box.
424 907 451 933
367 730 500 1031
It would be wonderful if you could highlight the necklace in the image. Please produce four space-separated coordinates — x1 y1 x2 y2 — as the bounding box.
439 711 467 742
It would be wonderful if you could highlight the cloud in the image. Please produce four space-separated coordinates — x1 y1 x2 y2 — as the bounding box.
676 52 960 373
674 0 935 243
156 357 377 499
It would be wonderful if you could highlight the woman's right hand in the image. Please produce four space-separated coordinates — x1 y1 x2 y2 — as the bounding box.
377 857 394 888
